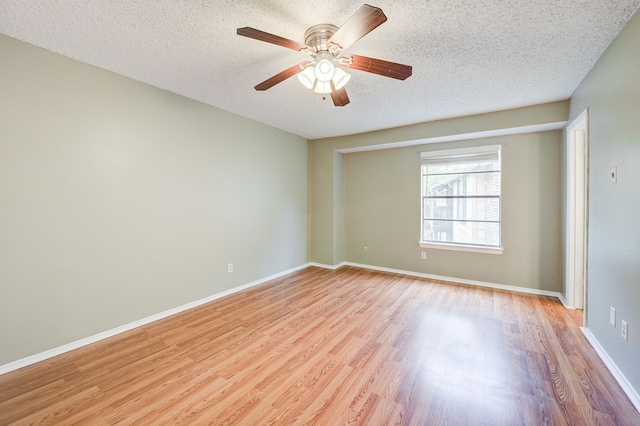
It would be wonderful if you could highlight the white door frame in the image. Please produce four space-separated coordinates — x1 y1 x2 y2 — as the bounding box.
565 109 589 319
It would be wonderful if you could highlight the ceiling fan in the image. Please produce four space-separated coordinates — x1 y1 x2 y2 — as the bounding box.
236 4 412 107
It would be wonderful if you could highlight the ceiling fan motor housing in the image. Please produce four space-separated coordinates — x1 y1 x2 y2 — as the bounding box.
304 24 339 53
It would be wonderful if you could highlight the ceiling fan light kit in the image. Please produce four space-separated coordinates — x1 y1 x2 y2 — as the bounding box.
237 4 412 106
297 51 352 94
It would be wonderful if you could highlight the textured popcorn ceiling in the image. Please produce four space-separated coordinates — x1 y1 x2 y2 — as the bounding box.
1 1 639 139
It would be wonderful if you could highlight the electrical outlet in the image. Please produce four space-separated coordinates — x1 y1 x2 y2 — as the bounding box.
421 252 426 259
621 320 628 341
610 307 616 326
611 167 618 183
228 263 233 273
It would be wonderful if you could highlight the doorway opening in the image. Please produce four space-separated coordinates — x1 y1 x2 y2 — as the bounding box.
566 109 589 322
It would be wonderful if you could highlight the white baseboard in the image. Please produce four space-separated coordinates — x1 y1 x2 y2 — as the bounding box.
557 293 570 308
307 261 347 270
0 263 310 376
581 327 640 413
6 261 635 416
342 262 564 300
0 261 578 379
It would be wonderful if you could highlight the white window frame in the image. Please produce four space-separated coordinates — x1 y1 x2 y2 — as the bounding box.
419 145 504 254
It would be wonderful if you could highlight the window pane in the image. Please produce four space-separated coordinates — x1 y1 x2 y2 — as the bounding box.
423 220 500 247
424 197 500 222
426 172 500 197
421 145 501 249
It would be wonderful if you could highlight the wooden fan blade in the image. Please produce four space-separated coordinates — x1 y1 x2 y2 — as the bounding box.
330 83 350 107
327 4 387 52
345 54 412 80
237 27 313 52
254 62 310 91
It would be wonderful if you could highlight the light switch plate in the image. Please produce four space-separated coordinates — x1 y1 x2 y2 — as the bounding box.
610 307 616 326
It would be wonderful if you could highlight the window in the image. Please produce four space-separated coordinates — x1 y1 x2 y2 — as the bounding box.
420 145 502 254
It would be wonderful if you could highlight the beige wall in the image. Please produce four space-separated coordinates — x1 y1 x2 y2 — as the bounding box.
310 102 568 290
343 132 562 290
568 8 640 393
0 35 308 365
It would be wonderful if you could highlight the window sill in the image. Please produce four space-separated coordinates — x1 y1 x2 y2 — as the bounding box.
419 241 504 255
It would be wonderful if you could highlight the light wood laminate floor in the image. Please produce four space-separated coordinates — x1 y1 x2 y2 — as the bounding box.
1 266 639 425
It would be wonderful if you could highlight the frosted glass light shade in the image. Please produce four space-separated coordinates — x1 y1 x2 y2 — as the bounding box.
332 67 351 90
296 66 316 89
314 80 332 94
314 59 335 82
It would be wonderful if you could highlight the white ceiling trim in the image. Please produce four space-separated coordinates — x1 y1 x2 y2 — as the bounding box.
336 121 568 154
